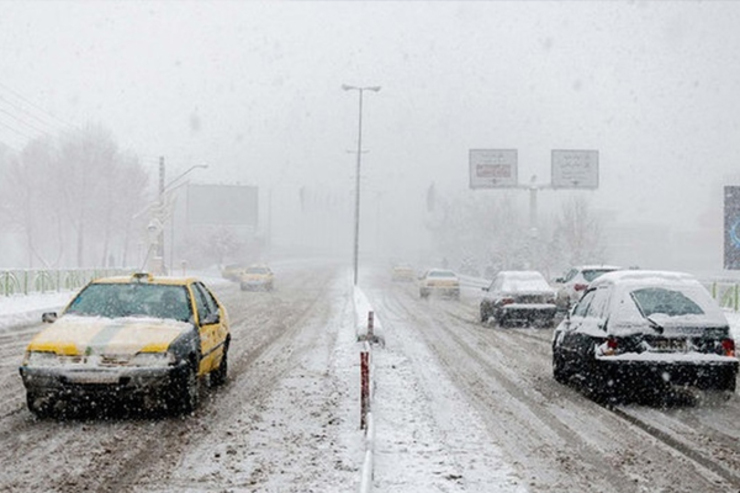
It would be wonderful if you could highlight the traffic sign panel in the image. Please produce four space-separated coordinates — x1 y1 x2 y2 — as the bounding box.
551 150 599 189
469 149 518 189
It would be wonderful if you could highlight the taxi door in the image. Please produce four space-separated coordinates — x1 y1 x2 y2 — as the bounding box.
191 282 227 375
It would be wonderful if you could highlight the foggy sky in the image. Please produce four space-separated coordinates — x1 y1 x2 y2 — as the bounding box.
2 1 740 269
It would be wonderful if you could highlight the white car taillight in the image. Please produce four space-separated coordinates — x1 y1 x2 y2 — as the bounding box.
722 338 736 357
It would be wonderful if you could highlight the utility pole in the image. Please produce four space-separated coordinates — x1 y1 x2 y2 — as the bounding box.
158 156 165 272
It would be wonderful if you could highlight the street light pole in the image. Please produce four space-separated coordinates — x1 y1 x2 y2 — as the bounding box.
342 84 381 285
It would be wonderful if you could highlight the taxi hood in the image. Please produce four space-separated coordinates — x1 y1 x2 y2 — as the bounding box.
27 315 193 356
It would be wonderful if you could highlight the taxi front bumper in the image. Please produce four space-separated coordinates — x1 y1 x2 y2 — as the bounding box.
19 362 189 399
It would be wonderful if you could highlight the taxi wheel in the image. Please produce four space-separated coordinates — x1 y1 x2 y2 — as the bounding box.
170 359 200 415
27 392 53 419
210 342 229 387
552 349 569 384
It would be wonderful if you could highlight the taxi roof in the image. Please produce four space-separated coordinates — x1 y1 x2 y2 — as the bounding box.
90 272 199 286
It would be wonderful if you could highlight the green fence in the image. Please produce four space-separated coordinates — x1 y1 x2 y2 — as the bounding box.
0 269 134 296
710 282 740 312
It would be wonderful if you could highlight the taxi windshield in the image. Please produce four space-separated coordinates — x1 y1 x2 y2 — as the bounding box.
66 283 192 322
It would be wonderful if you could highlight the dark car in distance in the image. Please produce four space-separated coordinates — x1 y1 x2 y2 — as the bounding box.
480 270 557 328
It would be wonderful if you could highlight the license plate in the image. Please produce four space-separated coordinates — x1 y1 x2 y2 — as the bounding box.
68 372 120 385
651 338 687 352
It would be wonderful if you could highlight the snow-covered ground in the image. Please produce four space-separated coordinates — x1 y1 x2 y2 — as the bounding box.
3 272 526 492
4 268 740 492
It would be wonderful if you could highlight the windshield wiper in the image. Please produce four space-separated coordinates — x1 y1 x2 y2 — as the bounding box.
645 316 664 335
630 292 664 334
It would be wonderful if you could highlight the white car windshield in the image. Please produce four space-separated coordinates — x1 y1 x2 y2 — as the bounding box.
610 281 728 333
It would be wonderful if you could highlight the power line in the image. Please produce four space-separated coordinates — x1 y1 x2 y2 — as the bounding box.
0 96 62 135
0 82 76 131
0 108 51 137
0 117 37 141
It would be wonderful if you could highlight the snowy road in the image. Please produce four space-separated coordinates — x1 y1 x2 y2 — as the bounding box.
364 268 740 493
1 261 740 492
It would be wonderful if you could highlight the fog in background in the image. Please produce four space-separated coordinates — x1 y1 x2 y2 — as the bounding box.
2 1 740 276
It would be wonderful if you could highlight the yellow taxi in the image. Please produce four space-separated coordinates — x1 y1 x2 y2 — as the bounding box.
19 272 230 417
391 264 416 282
221 263 247 282
239 264 275 291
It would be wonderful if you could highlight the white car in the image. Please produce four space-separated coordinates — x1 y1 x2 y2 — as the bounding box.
552 270 738 400
419 269 460 299
555 265 622 310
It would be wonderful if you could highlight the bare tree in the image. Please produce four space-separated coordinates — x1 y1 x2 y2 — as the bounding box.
549 196 607 269
0 125 151 268
0 137 61 268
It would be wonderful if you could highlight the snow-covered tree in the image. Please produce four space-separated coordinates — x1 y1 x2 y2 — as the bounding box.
0 125 150 268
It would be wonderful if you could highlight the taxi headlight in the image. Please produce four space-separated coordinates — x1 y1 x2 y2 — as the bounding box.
25 351 64 367
129 351 176 368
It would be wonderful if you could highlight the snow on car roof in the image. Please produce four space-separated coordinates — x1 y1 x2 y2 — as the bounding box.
498 271 554 293
592 270 729 333
576 265 622 271
591 270 696 287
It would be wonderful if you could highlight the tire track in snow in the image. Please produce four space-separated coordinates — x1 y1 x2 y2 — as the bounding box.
370 280 735 492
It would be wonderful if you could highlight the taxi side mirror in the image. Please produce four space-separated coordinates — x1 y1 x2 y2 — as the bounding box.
42 312 58 323
201 312 220 325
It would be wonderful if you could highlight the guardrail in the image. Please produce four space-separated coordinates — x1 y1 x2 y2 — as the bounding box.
711 282 740 312
0 269 134 296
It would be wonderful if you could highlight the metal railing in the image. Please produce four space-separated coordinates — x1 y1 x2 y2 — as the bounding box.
711 282 740 312
0 268 134 296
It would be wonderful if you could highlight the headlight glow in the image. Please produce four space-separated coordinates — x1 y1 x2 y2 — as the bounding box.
129 351 176 367
25 351 64 367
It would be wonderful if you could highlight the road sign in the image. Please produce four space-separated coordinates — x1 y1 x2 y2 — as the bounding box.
725 186 740 270
551 150 599 189
469 149 518 189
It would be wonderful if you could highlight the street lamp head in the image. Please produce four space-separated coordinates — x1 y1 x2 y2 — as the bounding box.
342 84 381 92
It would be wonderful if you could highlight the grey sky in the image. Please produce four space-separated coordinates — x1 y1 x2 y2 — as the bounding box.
2 1 740 240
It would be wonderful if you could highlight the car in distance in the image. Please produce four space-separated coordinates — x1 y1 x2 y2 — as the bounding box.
221 263 247 282
239 264 275 291
19 272 231 417
552 270 738 400
554 265 622 311
419 268 460 299
391 264 416 282
480 270 557 328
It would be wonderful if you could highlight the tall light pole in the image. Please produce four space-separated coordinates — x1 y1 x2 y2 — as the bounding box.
342 84 381 285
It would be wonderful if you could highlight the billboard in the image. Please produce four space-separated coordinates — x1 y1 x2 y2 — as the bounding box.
186 184 258 228
469 149 518 188
724 186 740 270
551 150 599 189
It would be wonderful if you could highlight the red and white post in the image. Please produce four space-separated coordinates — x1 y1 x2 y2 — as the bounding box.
360 350 369 429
